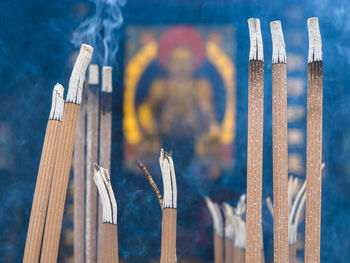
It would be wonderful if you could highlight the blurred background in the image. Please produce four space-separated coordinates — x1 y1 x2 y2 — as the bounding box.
0 0 349 262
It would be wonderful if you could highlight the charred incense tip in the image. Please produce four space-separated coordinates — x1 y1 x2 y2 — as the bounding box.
205 197 224 237
49 83 65 121
66 44 93 104
307 17 322 63
136 160 163 208
102 66 113 93
248 18 264 62
222 203 235 240
159 149 177 209
93 164 117 225
270 20 286 64
89 64 99 85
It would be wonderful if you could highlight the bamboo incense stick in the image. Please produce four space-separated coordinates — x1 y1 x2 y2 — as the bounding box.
40 44 93 263
73 84 87 263
206 197 224 263
98 66 114 263
86 64 100 263
246 18 264 263
304 17 323 263
137 160 163 208
94 164 119 263
270 20 289 263
23 84 64 263
223 203 235 263
159 149 177 263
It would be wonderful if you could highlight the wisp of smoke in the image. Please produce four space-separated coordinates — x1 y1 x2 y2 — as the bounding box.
72 0 126 65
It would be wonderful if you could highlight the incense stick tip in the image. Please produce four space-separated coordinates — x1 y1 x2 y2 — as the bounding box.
270 20 286 63
307 17 322 63
89 64 99 85
248 18 264 61
66 43 94 104
49 83 65 121
159 149 177 208
102 66 113 93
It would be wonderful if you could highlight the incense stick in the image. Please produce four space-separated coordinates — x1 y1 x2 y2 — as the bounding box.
206 197 224 263
86 64 100 263
267 177 307 263
223 203 235 263
305 17 323 263
137 160 163 208
98 66 114 263
246 18 264 263
271 20 289 263
160 149 177 263
73 84 86 263
23 84 64 263
40 44 93 263
94 164 119 263
233 195 246 263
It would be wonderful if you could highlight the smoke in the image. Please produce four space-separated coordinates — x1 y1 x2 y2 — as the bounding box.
72 0 126 65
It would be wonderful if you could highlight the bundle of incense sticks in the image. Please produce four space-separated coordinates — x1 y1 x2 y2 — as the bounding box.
98 66 114 262
86 64 100 263
266 177 307 263
222 203 235 263
270 20 289 263
40 44 93 263
206 197 224 263
23 84 64 263
246 18 264 263
305 17 323 263
94 164 119 263
73 84 86 262
159 149 177 263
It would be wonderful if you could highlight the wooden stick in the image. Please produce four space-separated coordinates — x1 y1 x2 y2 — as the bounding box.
246 18 264 263
73 84 86 263
305 17 323 263
233 195 246 263
23 84 64 263
270 20 289 263
86 64 100 263
159 149 177 263
40 44 93 263
206 198 224 263
94 165 119 263
98 66 115 263
137 160 163 208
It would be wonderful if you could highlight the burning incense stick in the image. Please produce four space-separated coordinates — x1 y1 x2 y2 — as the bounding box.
206 197 224 263
23 84 64 263
159 149 177 263
266 177 307 263
86 64 100 263
289 180 306 263
233 195 246 263
94 164 119 263
40 44 93 263
98 66 114 262
270 20 289 263
246 18 264 263
137 160 163 208
305 17 323 263
223 203 235 263
73 86 86 263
